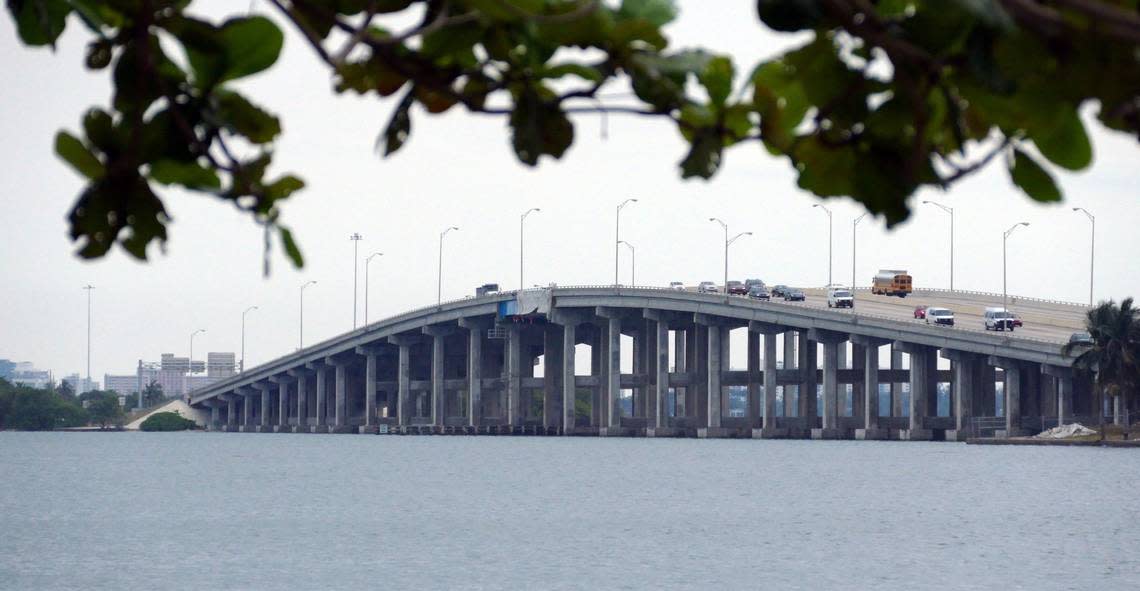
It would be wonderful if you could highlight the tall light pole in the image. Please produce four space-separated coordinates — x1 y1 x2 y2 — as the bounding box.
189 328 205 377
520 207 541 290
350 233 363 329
615 198 638 286
618 240 636 286
1003 222 1030 310
1073 207 1095 305
82 284 94 393
300 280 317 349
365 252 383 325
852 214 867 289
923 200 955 291
812 204 833 286
438 226 459 305
241 306 258 373
709 217 751 290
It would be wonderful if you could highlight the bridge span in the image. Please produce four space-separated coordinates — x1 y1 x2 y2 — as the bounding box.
189 287 1094 441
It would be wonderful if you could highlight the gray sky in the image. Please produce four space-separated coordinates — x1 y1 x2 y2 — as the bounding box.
2 1 1137 382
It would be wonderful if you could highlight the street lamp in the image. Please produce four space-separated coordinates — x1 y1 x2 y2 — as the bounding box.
618 240 636 286
365 252 383 325
852 214 867 289
241 306 258 373
812 204 833 286
350 233 363 329
189 328 206 377
82 284 94 393
615 198 638 286
438 226 459 305
923 200 955 291
1072 207 1095 305
300 280 317 349
1002 222 1030 311
520 208 541 290
709 217 751 290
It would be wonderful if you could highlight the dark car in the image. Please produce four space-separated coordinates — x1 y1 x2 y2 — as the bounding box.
784 288 805 301
771 285 789 297
744 278 765 291
1068 332 1093 346
747 285 770 301
727 280 747 295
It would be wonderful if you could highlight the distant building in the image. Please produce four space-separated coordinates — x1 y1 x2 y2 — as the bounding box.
63 373 100 394
9 362 52 389
104 374 140 396
129 352 236 399
206 352 236 378
0 359 15 379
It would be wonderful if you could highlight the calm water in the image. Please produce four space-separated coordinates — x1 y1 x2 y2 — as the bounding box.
1 433 1138 590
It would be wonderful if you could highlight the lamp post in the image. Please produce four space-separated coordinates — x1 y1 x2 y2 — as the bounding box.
300 280 317 349
189 328 205 377
350 233 363 329
852 214 866 289
618 240 636 286
615 198 638 286
709 217 751 290
438 226 459 305
812 204 833 286
1003 222 1030 311
241 306 258 373
1072 207 1095 305
923 200 955 291
365 252 383 325
82 284 94 393
520 208 541 290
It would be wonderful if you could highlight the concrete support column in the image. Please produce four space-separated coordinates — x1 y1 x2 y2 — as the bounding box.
851 344 866 421
591 331 603 427
468 326 483 428
259 384 271 430
543 325 564 431
704 324 723 433
783 331 797 417
652 319 669 431
897 343 933 440
1058 375 1073 426
227 397 237 428
365 353 377 427
314 366 328 430
751 322 788 439
809 328 848 439
797 332 818 424
562 322 577 433
431 334 445 428
852 336 890 440
334 363 347 430
507 325 522 429
604 316 622 433
890 346 904 417
397 345 410 426
672 329 686 417
209 404 220 429
747 331 762 429
1007 368 1022 434
942 350 980 441
290 369 309 432
277 380 289 431
243 392 252 426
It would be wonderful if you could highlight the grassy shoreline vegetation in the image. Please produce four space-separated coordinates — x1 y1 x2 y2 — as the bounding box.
0 378 125 430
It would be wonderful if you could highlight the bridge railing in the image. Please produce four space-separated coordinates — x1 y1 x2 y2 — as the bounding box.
846 286 1089 309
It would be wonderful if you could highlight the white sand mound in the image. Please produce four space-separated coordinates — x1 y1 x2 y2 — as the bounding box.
1034 423 1098 439
125 399 208 430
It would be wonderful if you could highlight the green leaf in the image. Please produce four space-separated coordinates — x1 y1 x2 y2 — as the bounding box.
82 108 117 155
699 56 734 108
541 63 604 82
618 0 678 27
1030 110 1092 171
1009 148 1062 202
953 0 1014 30
510 90 574 166
265 175 305 201
84 39 112 69
216 91 281 144
679 129 721 179
7 0 69 47
54 131 104 180
381 91 414 156
218 16 284 83
149 159 221 190
755 0 825 32
279 227 304 268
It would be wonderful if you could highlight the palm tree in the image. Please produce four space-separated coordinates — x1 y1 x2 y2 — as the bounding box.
1063 298 1140 440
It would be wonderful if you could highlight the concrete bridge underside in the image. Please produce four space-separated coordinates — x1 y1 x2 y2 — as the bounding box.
190 288 1094 441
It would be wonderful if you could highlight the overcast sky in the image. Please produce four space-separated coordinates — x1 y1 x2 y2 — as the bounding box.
2 1 1137 382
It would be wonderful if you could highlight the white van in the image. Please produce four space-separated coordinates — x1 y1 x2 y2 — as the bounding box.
984 307 1016 331
827 288 854 308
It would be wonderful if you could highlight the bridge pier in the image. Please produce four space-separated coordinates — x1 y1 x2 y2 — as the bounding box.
896 343 934 440
852 336 891 440
810 329 848 440
751 322 788 439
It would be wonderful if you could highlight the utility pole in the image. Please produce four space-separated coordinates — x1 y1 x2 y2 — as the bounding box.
615 199 637 286
365 252 383 325
852 214 866 289
709 218 751 290
350 233 363 329
241 306 258 373
923 200 955 291
520 208 541 290
189 328 205 377
813 204 833 286
1003 222 1030 311
1072 207 1095 305
438 226 459 305
300 280 317 349
82 284 94 393
618 240 636 286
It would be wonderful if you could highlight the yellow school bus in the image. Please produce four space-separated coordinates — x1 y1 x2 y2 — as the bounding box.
871 270 912 297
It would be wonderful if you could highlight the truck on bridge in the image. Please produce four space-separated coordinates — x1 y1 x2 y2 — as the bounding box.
871 269 913 297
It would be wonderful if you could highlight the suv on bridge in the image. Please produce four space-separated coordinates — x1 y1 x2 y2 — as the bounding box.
747 285 770 300
984 307 1017 331
783 288 805 302
827 288 854 308
698 281 718 294
727 280 747 295
925 307 955 326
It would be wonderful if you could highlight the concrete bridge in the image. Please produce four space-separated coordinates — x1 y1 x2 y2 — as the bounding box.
189 286 1094 441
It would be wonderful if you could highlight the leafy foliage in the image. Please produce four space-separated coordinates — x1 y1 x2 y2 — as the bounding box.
7 0 1140 266
0 378 88 430
1063 298 1140 436
140 411 197 431
86 391 125 428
